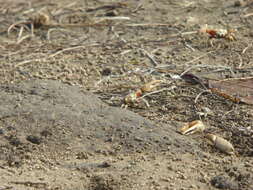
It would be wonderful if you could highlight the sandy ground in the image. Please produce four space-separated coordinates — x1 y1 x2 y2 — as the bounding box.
0 0 253 189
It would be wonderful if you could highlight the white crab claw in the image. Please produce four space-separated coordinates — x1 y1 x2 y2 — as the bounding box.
179 120 206 135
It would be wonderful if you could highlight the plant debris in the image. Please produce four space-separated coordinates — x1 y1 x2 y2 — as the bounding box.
208 77 253 105
181 73 253 105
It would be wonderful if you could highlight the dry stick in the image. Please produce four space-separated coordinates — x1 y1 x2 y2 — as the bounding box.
30 22 34 37
180 51 215 76
194 90 211 104
17 26 24 41
185 42 195 51
132 3 143 13
125 23 172 27
7 21 29 35
98 16 130 21
181 64 234 78
41 22 174 30
242 43 252 54
8 22 113 36
0 187 13 190
46 16 130 28
86 3 127 12
17 34 32 44
140 48 159 66
243 12 253 17
47 28 69 41
110 26 127 43
165 31 198 38
49 45 88 58
10 181 47 187
140 85 176 99
15 44 98 67
237 52 243 68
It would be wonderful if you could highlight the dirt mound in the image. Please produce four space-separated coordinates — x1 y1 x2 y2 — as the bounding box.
0 79 205 190
0 79 198 157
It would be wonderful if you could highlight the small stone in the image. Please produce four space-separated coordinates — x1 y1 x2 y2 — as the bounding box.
101 68 111 76
234 0 245 6
99 162 111 168
211 175 239 190
26 135 42 145
9 136 22 146
40 130 52 137
105 10 118 17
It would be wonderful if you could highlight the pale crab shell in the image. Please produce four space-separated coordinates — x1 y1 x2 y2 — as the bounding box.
179 120 206 135
206 134 235 155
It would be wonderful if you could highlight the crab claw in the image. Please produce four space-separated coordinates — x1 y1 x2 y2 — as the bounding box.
140 80 162 93
179 120 206 135
205 133 235 155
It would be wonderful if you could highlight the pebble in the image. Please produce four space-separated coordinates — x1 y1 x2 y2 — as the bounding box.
211 175 239 190
26 135 42 145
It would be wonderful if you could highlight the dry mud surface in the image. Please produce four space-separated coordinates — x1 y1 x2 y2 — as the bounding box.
0 0 253 189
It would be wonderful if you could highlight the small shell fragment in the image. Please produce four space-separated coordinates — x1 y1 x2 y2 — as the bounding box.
179 120 206 135
205 133 235 155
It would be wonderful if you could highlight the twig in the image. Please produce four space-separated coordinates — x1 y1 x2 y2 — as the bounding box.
142 98 150 107
181 64 234 78
30 22 34 37
17 34 32 44
237 52 243 68
47 28 69 41
7 21 29 36
194 90 211 104
132 3 143 13
180 51 215 76
125 23 172 27
221 107 236 119
15 43 99 67
166 31 198 38
184 42 195 51
17 26 24 41
110 26 127 43
243 12 253 17
86 3 127 12
49 46 85 57
0 187 13 190
242 43 252 54
98 16 130 21
140 86 176 99
46 23 112 28
140 48 159 66
10 181 47 188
